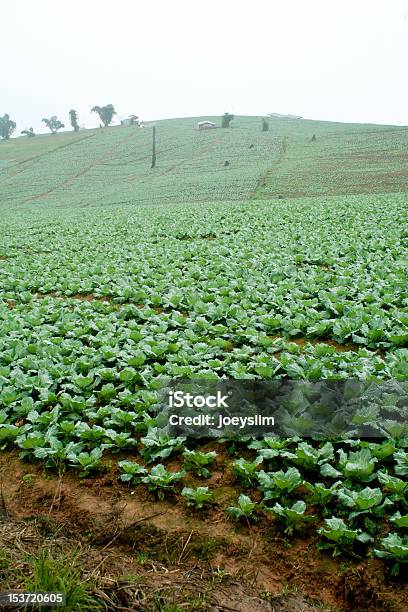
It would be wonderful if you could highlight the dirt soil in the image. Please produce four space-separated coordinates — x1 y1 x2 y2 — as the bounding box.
0 452 406 612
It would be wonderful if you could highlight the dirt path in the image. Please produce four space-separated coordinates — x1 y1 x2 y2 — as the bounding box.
1 452 406 611
250 136 288 200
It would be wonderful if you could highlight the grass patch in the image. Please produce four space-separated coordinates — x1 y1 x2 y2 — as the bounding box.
22 548 101 611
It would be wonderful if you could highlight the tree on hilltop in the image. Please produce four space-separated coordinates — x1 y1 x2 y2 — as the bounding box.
0 114 17 140
91 104 116 127
262 117 269 132
221 112 234 128
69 109 79 131
42 116 65 134
21 128 36 138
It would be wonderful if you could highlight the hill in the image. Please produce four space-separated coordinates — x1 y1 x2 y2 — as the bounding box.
0 115 407 210
0 115 408 610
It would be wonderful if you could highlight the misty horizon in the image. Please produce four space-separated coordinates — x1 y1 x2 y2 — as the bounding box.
2 0 407 136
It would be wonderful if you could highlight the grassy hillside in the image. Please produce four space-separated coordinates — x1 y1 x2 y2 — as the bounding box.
1 115 408 610
1 115 407 210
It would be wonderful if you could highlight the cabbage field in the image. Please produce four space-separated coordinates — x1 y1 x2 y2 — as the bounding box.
0 116 407 610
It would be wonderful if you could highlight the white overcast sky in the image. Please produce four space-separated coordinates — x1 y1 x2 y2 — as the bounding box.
3 0 407 133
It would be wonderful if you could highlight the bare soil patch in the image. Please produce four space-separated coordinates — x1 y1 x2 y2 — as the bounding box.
0 453 406 611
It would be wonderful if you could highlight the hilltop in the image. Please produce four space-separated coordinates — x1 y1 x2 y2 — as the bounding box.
0 115 407 210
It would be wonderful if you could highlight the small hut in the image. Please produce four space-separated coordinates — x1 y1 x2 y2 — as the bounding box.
197 121 216 130
121 115 139 127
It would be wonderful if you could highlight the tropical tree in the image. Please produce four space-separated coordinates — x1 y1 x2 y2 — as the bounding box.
221 112 234 128
21 128 36 138
262 117 269 132
91 104 116 127
0 114 17 140
42 116 65 134
69 109 79 131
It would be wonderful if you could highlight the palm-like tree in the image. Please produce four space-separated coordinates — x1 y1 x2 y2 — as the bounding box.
91 104 116 127
69 109 79 131
0 114 17 140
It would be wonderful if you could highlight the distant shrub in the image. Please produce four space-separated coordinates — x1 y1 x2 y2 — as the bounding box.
21 128 36 138
221 112 234 128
